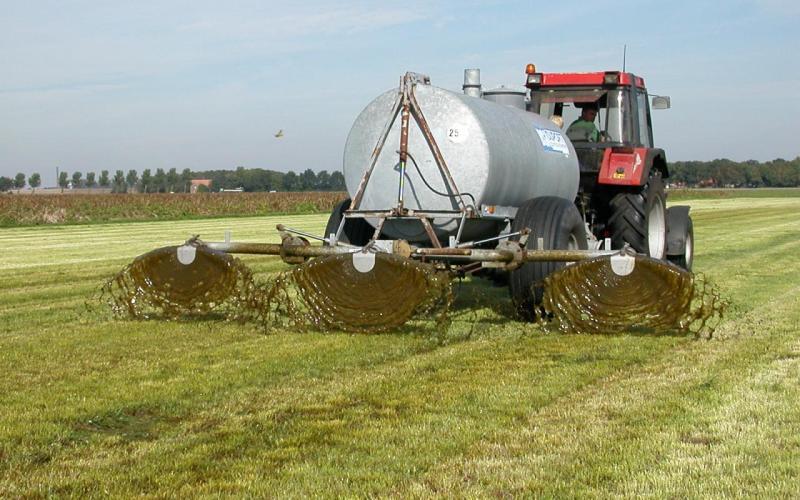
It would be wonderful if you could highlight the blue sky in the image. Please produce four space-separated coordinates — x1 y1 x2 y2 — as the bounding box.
2 0 798 183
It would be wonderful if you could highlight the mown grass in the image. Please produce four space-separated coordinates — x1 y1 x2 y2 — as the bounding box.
667 186 800 201
1 198 799 496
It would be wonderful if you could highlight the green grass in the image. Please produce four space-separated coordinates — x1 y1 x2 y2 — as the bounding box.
667 186 800 201
1 198 799 496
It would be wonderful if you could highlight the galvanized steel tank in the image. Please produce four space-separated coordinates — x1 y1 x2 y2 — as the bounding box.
343 80 579 243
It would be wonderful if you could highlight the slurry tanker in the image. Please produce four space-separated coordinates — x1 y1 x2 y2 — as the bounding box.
114 66 700 331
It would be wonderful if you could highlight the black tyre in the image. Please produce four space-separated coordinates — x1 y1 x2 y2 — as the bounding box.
324 198 374 246
667 216 694 271
509 197 588 320
608 171 667 259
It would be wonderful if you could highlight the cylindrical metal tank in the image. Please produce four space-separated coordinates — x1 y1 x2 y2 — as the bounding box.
343 81 579 243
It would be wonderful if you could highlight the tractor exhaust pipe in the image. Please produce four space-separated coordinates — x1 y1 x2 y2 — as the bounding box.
463 68 482 98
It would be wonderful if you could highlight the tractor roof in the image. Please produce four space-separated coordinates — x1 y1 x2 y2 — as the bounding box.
533 71 646 89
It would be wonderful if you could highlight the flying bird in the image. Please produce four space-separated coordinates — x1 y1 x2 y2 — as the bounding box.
274 129 284 138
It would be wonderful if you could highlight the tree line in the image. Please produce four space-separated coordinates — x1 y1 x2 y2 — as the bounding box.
0 167 346 193
2 157 799 193
0 168 193 193
668 157 800 187
195 167 346 192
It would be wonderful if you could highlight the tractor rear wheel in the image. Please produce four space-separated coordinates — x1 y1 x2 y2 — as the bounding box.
324 198 374 246
509 197 588 320
608 171 667 259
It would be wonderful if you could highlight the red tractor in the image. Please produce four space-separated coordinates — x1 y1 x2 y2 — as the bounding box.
525 66 693 270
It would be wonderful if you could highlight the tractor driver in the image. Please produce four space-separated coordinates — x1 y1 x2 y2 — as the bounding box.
566 103 601 142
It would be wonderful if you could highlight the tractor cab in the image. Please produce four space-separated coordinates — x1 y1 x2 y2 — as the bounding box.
524 67 670 191
525 69 663 148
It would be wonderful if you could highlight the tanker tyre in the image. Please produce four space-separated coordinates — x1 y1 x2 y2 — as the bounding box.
323 198 373 246
608 171 667 259
509 197 588 321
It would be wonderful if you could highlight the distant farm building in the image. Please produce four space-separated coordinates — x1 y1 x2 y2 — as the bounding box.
190 179 212 193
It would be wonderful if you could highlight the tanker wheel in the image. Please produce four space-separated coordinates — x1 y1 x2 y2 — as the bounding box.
667 216 694 271
608 171 667 259
509 197 588 321
324 198 374 246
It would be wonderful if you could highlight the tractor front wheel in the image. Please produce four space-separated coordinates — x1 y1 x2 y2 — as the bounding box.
509 197 588 320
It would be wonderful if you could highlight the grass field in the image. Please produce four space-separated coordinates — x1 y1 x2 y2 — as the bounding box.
1 196 799 496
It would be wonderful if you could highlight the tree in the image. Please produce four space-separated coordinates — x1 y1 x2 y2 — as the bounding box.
301 168 317 190
14 172 26 190
283 171 299 191
166 168 179 193
59 171 69 192
744 164 762 187
329 171 346 191
72 171 83 188
267 170 284 191
112 170 126 193
0 177 14 191
126 169 139 191
99 170 110 187
316 170 331 191
85 172 96 188
180 168 192 193
153 168 166 193
140 169 152 193
29 173 41 192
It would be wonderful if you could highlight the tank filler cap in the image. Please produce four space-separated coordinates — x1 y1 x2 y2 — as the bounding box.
482 85 527 110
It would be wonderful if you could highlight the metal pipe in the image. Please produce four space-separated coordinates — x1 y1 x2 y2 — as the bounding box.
206 240 616 264
521 249 615 261
454 210 467 246
206 242 283 255
397 102 411 210
457 231 523 249
276 224 324 242
206 242 364 258
277 224 359 248
463 68 482 98
414 247 514 262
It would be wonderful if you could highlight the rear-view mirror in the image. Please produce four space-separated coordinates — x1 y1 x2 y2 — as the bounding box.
652 96 671 110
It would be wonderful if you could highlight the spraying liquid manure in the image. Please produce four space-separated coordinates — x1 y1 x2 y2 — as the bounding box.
103 243 452 333
102 243 264 322
263 253 452 333
539 255 726 336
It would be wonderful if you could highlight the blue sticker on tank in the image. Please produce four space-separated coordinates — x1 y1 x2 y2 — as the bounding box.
535 127 570 156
